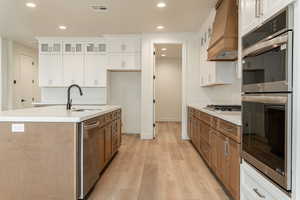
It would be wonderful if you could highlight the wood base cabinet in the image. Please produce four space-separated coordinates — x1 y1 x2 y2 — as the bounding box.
187 107 241 200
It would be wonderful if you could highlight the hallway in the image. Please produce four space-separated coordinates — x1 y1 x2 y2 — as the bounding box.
89 122 230 200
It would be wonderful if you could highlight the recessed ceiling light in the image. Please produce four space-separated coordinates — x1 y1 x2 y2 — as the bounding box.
58 25 67 30
161 54 166 57
156 25 165 30
26 2 36 8
157 2 167 8
161 48 167 51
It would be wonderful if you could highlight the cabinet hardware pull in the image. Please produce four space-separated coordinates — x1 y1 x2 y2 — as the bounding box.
255 0 260 18
259 0 264 16
84 121 100 130
253 188 266 199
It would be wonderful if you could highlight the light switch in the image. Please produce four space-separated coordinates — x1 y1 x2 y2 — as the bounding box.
11 124 25 133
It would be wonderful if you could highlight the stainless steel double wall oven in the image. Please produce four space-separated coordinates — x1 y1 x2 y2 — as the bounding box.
241 6 293 191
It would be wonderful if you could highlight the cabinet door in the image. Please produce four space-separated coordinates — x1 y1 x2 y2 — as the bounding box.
63 54 84 86
86 42 107 54
195 118 201 152
84 54 107 87
63 42 84 55
123 53 141 70
39 42 62 55
117 113 122 147
39 54 63 86
210 130 218 173
122 38 140 53
263 0 294 22
108 54 123 69
226 139 240 200
216 133 229 182
241 0 261 36
107 39 123 53
105 123 112 163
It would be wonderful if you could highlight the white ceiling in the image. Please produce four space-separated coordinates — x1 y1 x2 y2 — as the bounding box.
0 0 216 47
155 44 182 58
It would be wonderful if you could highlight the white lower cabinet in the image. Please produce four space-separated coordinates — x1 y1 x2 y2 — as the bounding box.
108 53 140 70
39 54 63 87
241 161 290 200
63 54 84 86
84 54 107 87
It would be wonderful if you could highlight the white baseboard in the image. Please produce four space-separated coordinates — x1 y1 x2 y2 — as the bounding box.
140 133 154 140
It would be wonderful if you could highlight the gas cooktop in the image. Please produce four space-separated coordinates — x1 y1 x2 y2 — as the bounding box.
206 105 241 112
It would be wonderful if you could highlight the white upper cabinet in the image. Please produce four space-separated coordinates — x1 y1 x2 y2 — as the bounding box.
38 36 141 88
84 54 107 87
63 42 84 55
39 54 63 87
63 54 84 86
241 0 295 36
85 41 107 54
241 0 262 36
38 41 63 87
108 53 141 70
107 37 141 70
107 38 141 53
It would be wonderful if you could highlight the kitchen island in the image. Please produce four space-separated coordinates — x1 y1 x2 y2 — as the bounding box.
0 105 122 200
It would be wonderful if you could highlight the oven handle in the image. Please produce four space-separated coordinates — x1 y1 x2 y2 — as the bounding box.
242 33 288 58
242 95 288 104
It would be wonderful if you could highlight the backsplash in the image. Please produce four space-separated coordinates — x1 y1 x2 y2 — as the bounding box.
41 88 107 104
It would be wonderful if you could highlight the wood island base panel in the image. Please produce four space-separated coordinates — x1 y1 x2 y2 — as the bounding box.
187 106 241 200
0 109 122 200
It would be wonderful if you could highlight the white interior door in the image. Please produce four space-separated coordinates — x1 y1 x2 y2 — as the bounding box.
18 55 36 108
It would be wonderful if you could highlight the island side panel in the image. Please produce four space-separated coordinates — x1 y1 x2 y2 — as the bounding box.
0 122 78 200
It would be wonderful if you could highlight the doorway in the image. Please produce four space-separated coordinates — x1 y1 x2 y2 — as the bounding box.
14 55 39 109
153 44 183 139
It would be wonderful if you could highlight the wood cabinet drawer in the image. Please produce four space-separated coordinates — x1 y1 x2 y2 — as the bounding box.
199 111 212 125
217 120 241 143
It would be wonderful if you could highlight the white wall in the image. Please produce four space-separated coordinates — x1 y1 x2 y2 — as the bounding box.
141 8 241 140
1 41 40 110
108 72 141 134
155 57 182 122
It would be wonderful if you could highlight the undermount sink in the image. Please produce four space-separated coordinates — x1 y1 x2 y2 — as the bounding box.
71 108 102 112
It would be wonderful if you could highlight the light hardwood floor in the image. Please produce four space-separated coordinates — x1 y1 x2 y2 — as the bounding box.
89 122 230 200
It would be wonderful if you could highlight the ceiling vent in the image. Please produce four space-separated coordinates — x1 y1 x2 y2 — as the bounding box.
90 4 109 12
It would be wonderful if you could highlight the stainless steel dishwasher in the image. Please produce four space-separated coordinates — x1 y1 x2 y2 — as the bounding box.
78 119 101 199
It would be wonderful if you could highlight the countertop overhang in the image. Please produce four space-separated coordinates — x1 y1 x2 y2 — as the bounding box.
0 105 121 123
189 104 241 126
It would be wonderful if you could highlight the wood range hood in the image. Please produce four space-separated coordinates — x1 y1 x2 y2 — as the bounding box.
207 0 238 61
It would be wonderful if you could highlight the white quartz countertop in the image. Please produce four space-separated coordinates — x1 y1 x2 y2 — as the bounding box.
189 104 242 126
0 105 121 123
